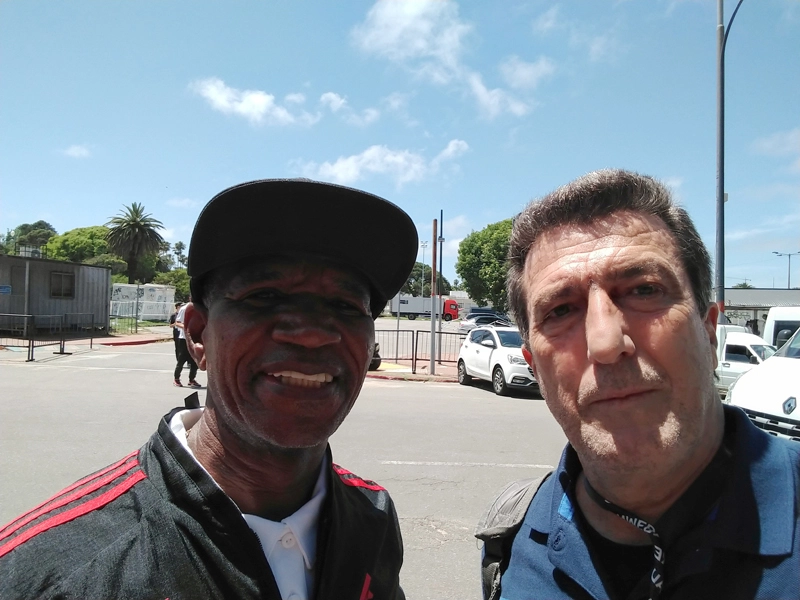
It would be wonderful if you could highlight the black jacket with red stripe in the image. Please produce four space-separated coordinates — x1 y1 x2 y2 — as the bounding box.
0 408 404 600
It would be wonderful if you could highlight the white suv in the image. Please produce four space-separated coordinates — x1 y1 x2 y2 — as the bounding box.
457 325 538 395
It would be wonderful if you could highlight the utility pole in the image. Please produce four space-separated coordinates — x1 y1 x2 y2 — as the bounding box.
715 0 746 314
429 220 438 375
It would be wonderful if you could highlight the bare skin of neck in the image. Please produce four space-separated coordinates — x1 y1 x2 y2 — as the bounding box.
575 424 724 546
187 408 325 522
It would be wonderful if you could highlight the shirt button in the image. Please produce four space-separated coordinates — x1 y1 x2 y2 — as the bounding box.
281 532 296 548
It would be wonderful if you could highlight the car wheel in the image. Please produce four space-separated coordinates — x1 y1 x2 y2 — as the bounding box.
407 313 417 320
492 366 509 396
443 314 452 322
369 358 382 371
457 360 472 386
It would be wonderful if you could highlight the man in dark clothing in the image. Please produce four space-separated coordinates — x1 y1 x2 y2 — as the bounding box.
169 300 182 358
0 179 418 600
477 169 800 599
173 299 200 388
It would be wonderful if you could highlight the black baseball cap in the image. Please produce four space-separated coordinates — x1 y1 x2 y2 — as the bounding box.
187 178 419 318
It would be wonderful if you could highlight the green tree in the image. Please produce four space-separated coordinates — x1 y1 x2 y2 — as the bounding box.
732 282 754 289
173 241 187 268
4 220 57 253
46 226 111 263
84 253 128 275
153 268 191 302
455 218 512 312
106 203 165 284
401 262 451 297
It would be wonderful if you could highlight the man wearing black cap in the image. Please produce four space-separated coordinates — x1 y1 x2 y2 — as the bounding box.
0 179 417 600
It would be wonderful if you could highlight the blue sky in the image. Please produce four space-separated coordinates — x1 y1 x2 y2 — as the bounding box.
1 0 798 289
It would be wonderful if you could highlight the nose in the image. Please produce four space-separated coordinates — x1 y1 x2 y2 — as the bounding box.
271 311 342 349
585 287 634 364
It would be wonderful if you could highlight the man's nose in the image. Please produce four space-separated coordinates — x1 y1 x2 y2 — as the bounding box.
585 288 634 364
271 309 342 349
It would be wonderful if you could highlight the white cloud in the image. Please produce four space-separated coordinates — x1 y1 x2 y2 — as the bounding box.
345 108 381 127
533 6 559 34
467 73 530 119
320 92 348 113
190 78 320 126
752 127 800 156
285 93 306 104
63 144 90 158
353 0 541 120
320 92 380 127
499 55 555 90
726 212 800 242
432 139 469 168
298 139 469 187
166 198 199 209
351 0 471 85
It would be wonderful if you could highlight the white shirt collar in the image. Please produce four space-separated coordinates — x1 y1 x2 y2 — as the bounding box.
169 408 329 571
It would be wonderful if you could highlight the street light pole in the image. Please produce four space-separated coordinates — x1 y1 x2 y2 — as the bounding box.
773 251 800 289
715 0 745 314
420 241 428 297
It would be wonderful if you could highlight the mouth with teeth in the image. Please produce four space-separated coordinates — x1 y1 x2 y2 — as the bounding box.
268 370 334 389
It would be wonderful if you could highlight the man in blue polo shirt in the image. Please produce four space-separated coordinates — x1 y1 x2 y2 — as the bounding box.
477 169 799 600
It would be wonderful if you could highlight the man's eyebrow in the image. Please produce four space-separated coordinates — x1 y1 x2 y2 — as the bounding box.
531 285 579 313
608 260 680 284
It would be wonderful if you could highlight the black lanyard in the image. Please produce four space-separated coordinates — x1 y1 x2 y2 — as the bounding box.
583 478 665 600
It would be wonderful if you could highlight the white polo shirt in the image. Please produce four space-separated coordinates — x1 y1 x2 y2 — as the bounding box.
170 409 327 600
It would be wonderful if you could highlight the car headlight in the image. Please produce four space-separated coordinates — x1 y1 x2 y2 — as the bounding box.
508 354 527 365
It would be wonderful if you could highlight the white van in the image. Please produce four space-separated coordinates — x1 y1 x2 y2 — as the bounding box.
715 325 776 397
763 306 800 348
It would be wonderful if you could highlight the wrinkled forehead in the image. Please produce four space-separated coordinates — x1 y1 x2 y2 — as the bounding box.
208 253 373 298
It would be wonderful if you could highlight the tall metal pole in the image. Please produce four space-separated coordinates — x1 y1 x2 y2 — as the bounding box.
716 0 745 313
773 251 800 289
429 219 438 375
437 210 445 362
715 0 725 313
420 241 428 297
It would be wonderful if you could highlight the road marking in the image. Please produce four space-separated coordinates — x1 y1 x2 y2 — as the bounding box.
0 363 173 373
381 460 554 469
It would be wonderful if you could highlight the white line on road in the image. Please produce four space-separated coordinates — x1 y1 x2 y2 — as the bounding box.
381 460 554 469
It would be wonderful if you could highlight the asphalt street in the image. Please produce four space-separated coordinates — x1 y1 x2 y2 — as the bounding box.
0 342 566 600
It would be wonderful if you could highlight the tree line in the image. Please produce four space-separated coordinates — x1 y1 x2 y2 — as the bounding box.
2 205 530 312
1 205 191 301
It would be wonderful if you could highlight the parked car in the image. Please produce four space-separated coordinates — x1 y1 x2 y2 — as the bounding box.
762 306 800 348
457 325 538 395
466 307 510 322
458 314 512 334
725 327 800 441
714 325 776 398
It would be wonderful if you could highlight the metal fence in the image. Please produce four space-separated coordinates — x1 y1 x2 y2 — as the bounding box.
110 301 173 334
374 328 466 374
0 313 95 361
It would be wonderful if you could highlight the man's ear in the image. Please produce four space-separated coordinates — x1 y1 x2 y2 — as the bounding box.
184 303 208 371
704 302 720 370
521 344 538 379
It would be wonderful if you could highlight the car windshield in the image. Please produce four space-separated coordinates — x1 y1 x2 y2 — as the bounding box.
750 344 776 361
496 330 523 348
773 330 800 359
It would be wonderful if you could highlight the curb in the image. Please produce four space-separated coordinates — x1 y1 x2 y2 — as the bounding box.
366 372 458 383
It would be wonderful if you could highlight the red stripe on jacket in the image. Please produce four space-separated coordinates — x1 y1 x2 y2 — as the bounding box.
0 455 140 542
0 450 139 536
0 470 146 559
333 464 386 492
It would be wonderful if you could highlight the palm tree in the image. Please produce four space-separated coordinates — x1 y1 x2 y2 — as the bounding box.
106 203 165 283
173 241 187 268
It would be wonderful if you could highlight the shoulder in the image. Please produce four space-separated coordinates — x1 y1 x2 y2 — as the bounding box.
331 463 396 512
0 450 150 595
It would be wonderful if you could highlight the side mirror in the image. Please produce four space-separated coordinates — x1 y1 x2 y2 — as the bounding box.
750 355 759 365
480 339 496 348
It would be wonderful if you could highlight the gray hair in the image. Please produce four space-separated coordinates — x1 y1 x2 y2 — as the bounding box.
507 169 712 342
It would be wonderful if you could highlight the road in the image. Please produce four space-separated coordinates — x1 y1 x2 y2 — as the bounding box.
0 343 566 600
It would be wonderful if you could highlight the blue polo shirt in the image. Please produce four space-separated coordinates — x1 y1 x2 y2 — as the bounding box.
500 406 800 599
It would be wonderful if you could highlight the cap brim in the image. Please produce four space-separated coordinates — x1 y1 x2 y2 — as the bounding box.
187 179 419 317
